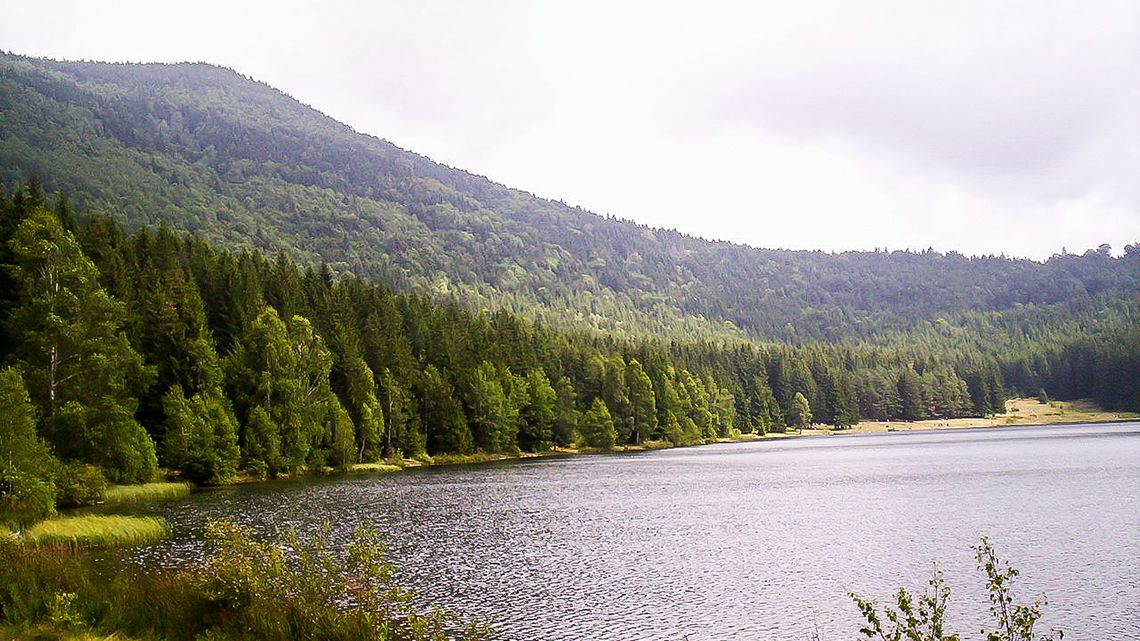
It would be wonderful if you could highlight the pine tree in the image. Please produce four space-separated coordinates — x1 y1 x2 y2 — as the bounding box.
552 375 579 447
519 368 556 452
417 365 472 455
625 359 657 445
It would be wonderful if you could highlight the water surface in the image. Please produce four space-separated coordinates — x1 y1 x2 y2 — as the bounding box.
124 423 1140 640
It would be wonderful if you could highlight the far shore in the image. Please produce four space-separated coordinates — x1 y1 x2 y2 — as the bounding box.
701 397 1138 446
192 397 1140 485
348 397 1139 472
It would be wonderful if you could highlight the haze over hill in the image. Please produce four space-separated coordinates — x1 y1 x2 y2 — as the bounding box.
0 52 1137 344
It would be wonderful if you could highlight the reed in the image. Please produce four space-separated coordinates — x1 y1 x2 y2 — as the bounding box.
23 515 169 548
101 482 191 504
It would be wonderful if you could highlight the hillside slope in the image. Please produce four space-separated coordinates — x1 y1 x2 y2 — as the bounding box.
1 52 1136 342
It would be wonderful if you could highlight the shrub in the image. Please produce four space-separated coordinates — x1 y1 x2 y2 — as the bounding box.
54 463 108 508
850 537 1063 641
0 519 487 641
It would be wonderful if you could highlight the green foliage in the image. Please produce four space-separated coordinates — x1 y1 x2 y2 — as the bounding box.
0 367 56 527
519 368 556 452
53 463 107 508
417 365 472 455
851 564 959 641
2 53 1136 351
0 179 1137 507
790 392 813 431
552 375 580 447
227 308 345 474
851 538 1062 641
626 359 657 445
162 386 240 485
974 537 1062 641
0 519 486 641
6 207 156 483
579 398 617 450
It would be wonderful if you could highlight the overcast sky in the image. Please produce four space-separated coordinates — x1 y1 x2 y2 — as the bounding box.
2 1 1137 259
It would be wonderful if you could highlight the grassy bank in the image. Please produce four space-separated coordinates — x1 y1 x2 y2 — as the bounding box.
21 515 169 548
101 482 191 505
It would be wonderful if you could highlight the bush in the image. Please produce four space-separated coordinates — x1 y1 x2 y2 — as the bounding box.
54 463 107 508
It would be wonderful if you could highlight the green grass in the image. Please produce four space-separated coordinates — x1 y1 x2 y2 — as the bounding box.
22 516 169 548
428 452 518 466
101 482 191 505
348 463 403 474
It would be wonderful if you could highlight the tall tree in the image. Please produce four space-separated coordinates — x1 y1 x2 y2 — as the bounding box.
551 375 579 447
7 209 156 483
519 368 556 452
625 359 657 445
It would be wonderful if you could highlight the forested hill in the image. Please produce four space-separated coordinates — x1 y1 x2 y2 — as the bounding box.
1 52 1137 343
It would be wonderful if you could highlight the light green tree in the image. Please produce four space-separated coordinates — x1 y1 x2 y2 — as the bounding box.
162 384 240 485
790 391 813 432
8 208 156 483
0 367 57 526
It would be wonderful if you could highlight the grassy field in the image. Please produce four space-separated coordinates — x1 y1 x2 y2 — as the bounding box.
101 482 191 505
21 515 169 548
835 397 1139 435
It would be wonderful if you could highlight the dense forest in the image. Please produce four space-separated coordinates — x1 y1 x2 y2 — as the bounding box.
2 181 1138 528
1 52 1137 345
0 53 1137 528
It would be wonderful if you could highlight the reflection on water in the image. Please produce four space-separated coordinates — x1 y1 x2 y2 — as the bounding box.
122 423 1140 640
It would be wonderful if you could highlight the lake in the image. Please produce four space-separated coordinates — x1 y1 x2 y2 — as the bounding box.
122 423 1140 640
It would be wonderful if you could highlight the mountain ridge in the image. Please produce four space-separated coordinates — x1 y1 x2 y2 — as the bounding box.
1 51 1136 344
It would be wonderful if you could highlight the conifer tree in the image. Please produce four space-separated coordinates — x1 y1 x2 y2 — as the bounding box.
625 359 656 445
519 368 556 452
552 375 579 447
418 365 472 455
579 397 617 450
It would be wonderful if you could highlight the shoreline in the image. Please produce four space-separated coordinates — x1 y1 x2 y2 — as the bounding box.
173 398 1140 488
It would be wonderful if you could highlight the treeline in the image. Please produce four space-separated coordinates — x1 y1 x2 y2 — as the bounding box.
1 182 1138 527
